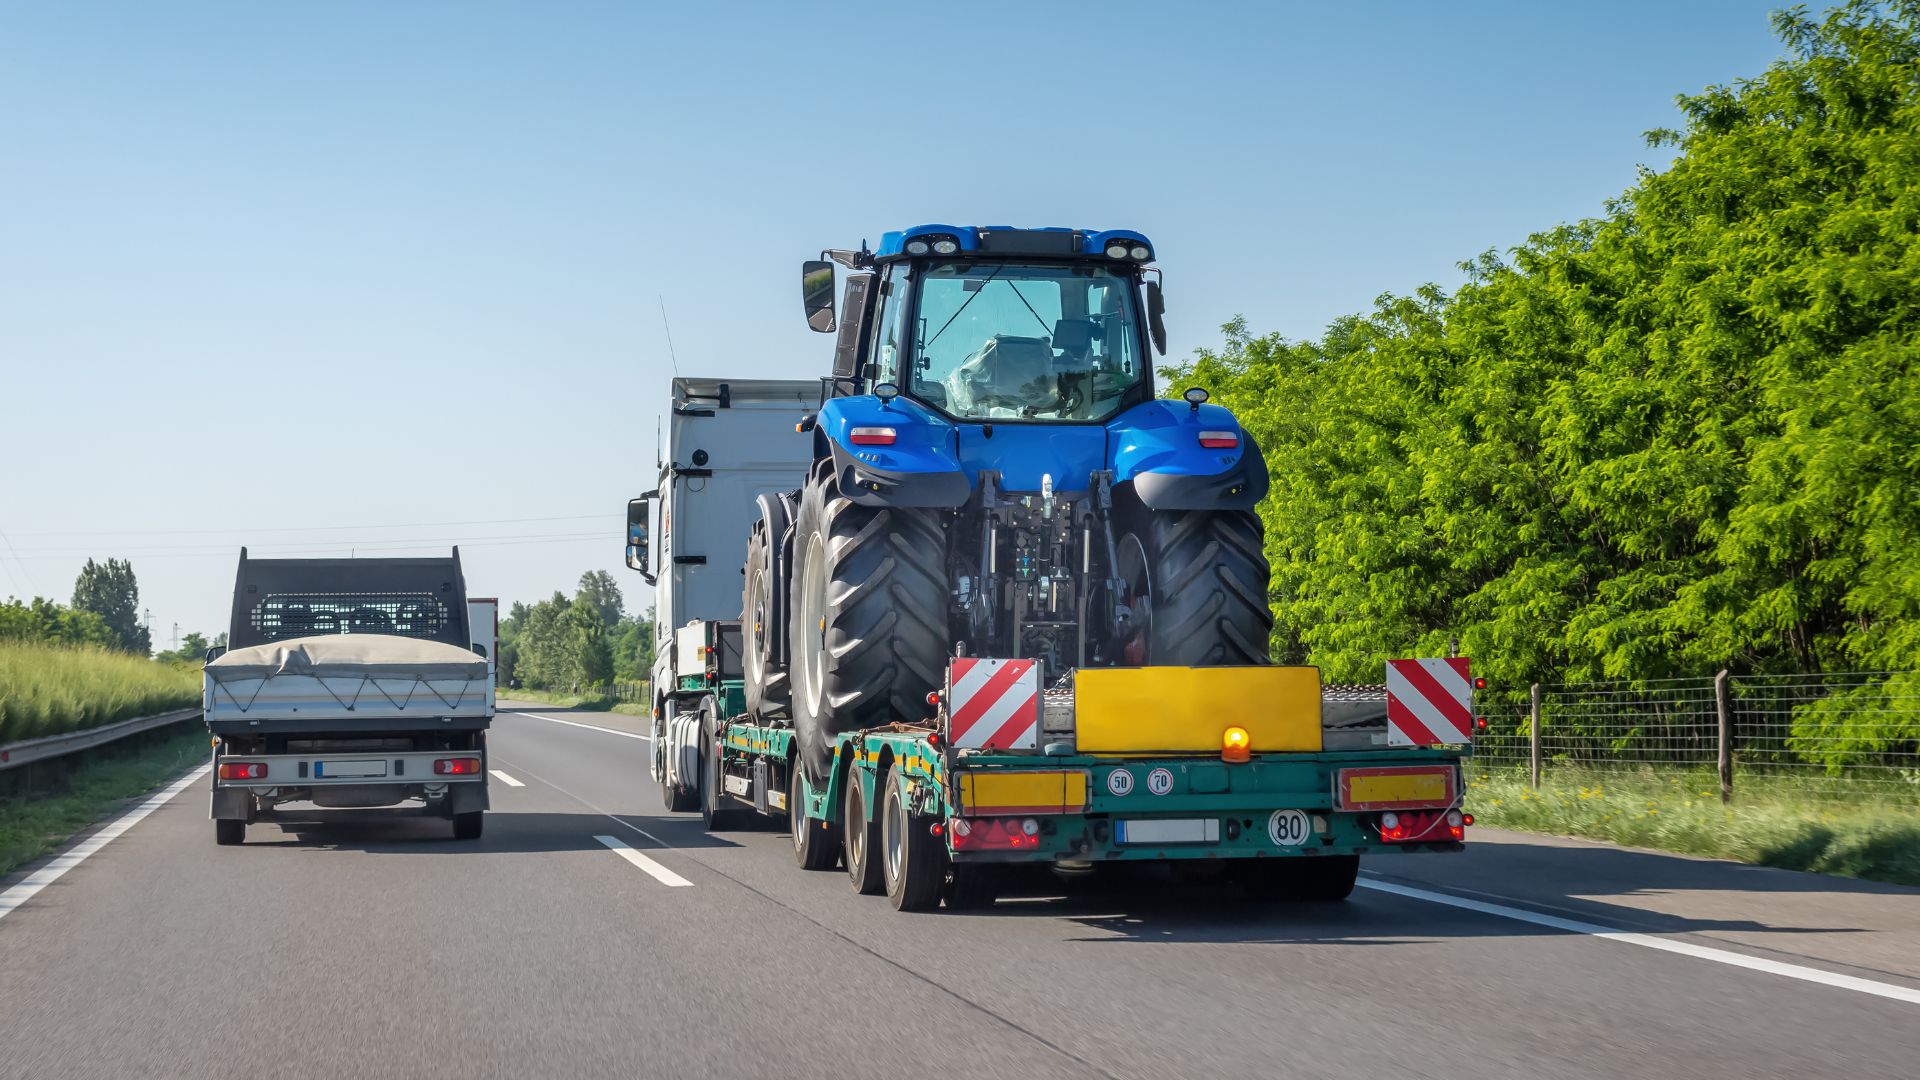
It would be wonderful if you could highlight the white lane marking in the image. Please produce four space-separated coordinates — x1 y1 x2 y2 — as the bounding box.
0 764 211 922
595 835 693 887
518 712 652 741
1359 878 1920 1006
488 769 525 787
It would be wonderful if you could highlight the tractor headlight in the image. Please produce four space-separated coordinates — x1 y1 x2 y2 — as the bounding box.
1105 242 1129 258
931 236 959 255
1130 245 1151 260
906 239 931 256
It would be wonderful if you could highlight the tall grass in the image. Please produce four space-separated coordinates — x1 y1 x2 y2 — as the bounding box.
0 641 201 744
1468 766 1920 888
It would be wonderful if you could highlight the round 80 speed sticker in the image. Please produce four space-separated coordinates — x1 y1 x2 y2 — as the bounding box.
1268 809 1312 847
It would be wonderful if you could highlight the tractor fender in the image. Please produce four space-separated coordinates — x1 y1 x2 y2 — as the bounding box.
817 395 971 508
1108 398 1270 511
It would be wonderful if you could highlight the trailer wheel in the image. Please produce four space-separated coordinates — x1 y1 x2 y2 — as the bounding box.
789 475 947 787
743 506 792 721
1116 509 1271 665
843 768 885 895
1234 855 1358 902
789 764 840 871
452 811 485 841
214 818 245 846
881 769 943 911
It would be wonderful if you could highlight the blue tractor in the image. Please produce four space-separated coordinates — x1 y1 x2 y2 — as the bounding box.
745 225 1274 786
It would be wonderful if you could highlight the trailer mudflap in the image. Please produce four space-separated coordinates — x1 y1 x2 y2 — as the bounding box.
1073 666 1323 754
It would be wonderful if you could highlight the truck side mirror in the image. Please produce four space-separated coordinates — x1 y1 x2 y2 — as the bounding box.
205 645 227 663
1146 280 1168 356
626 493 657 584
803 260 836 333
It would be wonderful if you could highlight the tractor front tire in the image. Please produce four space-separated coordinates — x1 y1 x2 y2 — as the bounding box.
788 475 947 787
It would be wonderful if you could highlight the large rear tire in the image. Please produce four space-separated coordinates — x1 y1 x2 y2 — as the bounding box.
789 474 947 786
881 769 944 911
742 507 791 721
789 764 840 871
1117 509 1271 665
843 769 884 895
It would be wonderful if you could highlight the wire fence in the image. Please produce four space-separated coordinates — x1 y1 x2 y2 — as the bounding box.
1472 671 1920 806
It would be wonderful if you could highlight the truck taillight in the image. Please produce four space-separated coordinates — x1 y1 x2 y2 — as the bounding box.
1197 430 1238 449
434 757 483 776
218 762 266 780
949 817 1041 851
849 427 897 446
1377 809 1464 843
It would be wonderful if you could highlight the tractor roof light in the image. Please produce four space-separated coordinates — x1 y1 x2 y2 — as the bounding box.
906 239 931 256
1183 387 1209 412
1129 245 1151 260
1105 242 1130 259
931 236 959 255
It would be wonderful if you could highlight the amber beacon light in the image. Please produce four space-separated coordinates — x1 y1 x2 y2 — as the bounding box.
1221 726 1251 763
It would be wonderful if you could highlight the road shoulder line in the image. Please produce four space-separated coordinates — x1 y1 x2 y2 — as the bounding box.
0 764 211 922
516 712 652 741
1358 877 1920 1006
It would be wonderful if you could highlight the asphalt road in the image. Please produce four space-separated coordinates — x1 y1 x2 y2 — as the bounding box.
3 705 1917 1080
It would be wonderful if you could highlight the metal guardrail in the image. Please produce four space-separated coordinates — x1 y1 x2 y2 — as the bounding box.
0 708 203 772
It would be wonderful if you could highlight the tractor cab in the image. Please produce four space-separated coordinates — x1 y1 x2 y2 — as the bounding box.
802 226 1168 423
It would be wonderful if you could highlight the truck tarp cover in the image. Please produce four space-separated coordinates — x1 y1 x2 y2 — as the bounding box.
205 634 487 684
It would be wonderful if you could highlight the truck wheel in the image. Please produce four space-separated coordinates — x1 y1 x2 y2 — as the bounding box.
700 710 744 832
789 475 947 787
789 764 840 871
659 705 697 813
843 769 884 895
743 506 791 721
1116 509 1271 665
945 865 1000 910
452 811 485 840
880 769 943 911
215 818 245 846
1234 855 1358 901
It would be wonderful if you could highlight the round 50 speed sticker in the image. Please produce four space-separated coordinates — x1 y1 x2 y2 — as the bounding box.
1105 769 1134 796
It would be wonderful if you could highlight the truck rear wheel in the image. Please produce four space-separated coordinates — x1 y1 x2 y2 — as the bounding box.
700 711 745 832
1116 509 1271 665
789 475 946 786
658 704 697 813
215 818 245 846
881 769 944 911
843 770 884 895
742 509 790 720
789 764 840 871
452 811 485 841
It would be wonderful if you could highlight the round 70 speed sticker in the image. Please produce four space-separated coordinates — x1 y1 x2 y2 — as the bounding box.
1146 767 1175 796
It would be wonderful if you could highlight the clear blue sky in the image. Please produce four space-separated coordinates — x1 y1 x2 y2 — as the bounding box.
0 1 1788 644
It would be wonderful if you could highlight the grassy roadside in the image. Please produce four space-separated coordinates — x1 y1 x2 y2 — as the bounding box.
499 687 618 710
0 641 200 743
1468 767 1920 888
0 723 210 878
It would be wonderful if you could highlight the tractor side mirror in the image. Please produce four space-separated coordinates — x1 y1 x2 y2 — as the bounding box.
626 492 657 584
1146 280 1168 356
803 260 836 334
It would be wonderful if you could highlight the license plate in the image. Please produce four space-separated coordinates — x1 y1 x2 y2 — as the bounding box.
315 759 388 779
1115 818 1219 845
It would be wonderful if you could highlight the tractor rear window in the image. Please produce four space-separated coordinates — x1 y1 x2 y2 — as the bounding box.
912 262 1144 422
248 593 453 642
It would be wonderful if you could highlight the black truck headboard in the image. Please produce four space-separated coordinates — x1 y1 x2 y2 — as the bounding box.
228 547 472 649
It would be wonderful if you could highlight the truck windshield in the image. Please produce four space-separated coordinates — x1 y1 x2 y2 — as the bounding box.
909 262 1144 421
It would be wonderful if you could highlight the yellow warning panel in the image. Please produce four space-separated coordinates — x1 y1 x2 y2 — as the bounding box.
1074 667 1322 754
958 770 1089 815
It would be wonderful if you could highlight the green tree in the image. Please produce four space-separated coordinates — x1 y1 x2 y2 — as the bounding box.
70 559 149 654
0 597 115 648
575 570 625 628
566 598 614 688
612 607 657 682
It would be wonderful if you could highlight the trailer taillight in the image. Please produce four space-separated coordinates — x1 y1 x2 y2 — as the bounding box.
849 427 897 446
218 762 266 780
949 817 1041 851
1197 430 1238 449
434 757 483 776
1377 808 1463 843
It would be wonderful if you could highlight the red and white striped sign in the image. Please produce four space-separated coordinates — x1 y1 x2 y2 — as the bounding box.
1386 657 1475 747
945 658 1040 751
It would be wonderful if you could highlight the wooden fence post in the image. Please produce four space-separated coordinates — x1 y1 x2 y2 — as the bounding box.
1529 683 1543 789
1715 669 1733 805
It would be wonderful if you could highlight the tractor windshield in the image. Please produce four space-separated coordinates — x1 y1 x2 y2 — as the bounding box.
909 262 1145 421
